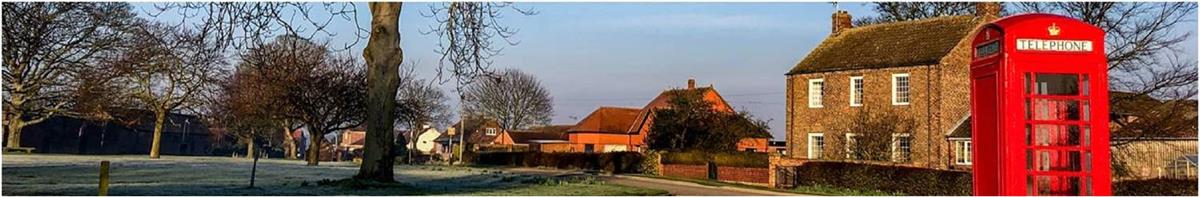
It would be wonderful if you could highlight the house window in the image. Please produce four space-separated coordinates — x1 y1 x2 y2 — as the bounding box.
849 76 864 107
845 133 860 159
584 144 595 153
892 133 912 162
485 128 497 136
808 79 824 108
892 73 911 105
955 141 972 165
808 133 825 159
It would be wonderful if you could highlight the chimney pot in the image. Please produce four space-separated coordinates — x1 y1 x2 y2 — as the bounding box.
687 77 696 89
832 10 853 35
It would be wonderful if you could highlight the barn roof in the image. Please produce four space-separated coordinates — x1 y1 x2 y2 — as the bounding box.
787 16 981 75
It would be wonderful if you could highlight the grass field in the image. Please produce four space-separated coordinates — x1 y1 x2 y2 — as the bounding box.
1 154 666 196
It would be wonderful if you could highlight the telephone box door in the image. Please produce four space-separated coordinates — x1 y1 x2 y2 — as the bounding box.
970 13 1111 196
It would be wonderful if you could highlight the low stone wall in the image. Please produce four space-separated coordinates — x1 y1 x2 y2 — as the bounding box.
661 164 770 184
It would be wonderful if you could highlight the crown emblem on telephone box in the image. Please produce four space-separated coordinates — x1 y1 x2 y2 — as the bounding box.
1048 23 1061 36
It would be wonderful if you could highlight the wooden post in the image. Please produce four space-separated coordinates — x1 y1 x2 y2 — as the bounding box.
250 147 259 188
98 161 110 196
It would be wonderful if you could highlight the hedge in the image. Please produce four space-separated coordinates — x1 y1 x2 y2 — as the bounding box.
1115 178 1198 196
787 161 972 195
660 151 769 168
474 151 645 173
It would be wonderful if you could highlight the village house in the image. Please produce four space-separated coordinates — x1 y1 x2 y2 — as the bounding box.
565 78 772 153
784 3 1000 169
511 125 573 152
430 119 572 155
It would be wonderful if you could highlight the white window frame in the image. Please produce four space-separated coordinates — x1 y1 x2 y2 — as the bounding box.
808 78 824 108
955 141 972 165
485 128 497 136
892 73 911 105
807 133 825 159
849 76 864 107
845 133 859 159
891 133 912 162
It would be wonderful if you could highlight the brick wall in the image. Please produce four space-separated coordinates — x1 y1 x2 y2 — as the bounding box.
786 66 953 169
662 164 708 180
661 164 770 184
717 166 770 184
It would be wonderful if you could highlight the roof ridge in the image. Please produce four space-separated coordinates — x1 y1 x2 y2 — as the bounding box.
847 15 975 33
788 15 981 75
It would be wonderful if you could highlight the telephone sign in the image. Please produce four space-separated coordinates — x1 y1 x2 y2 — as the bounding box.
969 13 1111 196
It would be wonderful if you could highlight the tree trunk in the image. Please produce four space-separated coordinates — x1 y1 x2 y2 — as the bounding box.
5 116 24 149
246 139 257 159
149 110 166 159
355 2 404 182
306 129 321 166
282 124 297 160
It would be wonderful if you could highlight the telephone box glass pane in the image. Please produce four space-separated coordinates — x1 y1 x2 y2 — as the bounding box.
1034 176 1083 196
1081 75 1090 96
1033 74 1080 95
1031 99 1082 121
1034 150 1083 171
1032 124 1082 146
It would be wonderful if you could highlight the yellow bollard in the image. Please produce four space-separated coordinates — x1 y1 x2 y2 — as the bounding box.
99 161 109 196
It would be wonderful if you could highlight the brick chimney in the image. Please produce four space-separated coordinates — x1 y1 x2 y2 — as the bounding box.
976 2 1001 19
832 10 852 35
687 77 696 89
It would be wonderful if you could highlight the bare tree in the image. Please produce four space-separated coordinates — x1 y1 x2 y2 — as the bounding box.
211 69 278 159
236 35 330 160
147 1 530 182
107 21 224 159
2 2 136 148
395 62 451 163
395 64 452 132
421 2 537 89
853 2 980 26
832 107 918 162
463 68 553 131
284 53 367 166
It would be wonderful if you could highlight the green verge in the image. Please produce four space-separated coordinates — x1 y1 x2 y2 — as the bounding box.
631 174 901 196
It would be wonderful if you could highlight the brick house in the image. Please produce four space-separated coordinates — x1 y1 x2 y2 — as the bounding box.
435 119 513 152
566 78 772 153
784 4 1000 169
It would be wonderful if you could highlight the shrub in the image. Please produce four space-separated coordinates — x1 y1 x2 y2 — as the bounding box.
474 151 645 173
660 151 768 168
787 161 971 195
1115 178 1198 196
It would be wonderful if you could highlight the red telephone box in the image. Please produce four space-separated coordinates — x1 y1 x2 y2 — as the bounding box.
970 13 1111 196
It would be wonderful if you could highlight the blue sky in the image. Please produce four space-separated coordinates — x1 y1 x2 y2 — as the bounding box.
135 2 1197 140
